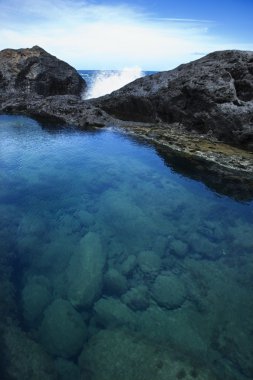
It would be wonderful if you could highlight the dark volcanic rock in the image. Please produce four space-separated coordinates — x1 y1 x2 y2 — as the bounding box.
0 93 111 127
0 45 86 97
94 50 253 150
0 46 111 128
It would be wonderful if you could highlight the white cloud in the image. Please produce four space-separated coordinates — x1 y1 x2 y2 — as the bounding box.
0 0 252 70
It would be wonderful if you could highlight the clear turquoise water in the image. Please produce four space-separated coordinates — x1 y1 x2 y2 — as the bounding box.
0 115 252 380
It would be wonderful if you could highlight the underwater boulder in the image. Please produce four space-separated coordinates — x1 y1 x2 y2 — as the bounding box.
3 323 57 380
103 268 128 296
188 233 220 259
151 274 186 309
22 275 52 325
120 254 137 275
169 239 188 258
137 250 161 276
136 304 208 359
98 190 156 253
55 358 81 380
66 232 105 308
39 298 87 358
94 297 136 329
121 285 150 311
79 329 217 380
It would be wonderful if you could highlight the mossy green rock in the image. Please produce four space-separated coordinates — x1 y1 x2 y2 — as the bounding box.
39 298 87 358
79 329 217 380
94 297 136 328
104 268 128 296
120 254 137 275
4 323 57 380
137 250 161 275
151 274 186 309
122 285 150 311
170 239 188 258
55 358 81 380
66 232 105 308
22 275 51 325
188 233 218 259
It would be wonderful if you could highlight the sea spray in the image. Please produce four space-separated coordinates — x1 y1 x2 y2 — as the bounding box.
84 67 143 99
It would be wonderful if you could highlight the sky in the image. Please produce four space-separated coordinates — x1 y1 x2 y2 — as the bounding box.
0 0 252 70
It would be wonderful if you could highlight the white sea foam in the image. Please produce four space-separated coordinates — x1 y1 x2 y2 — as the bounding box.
84 67 143 99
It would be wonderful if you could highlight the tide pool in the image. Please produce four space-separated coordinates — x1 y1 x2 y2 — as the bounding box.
0 115 252 380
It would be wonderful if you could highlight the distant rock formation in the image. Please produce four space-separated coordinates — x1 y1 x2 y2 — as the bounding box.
94 50 253 150
0 45 86 97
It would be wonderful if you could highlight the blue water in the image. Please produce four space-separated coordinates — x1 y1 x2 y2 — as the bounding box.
0 114 252 380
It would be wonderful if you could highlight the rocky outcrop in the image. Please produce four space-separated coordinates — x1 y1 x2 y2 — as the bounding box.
0 93 111 127
0 46 114 130
94 50 253 151
0 45 86 97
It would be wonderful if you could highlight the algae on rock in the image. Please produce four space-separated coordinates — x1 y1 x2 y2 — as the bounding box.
39 298 87 358
79 329 218 380
66 232 105 308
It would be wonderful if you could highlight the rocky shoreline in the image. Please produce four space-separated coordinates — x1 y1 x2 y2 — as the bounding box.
109 121 253 201
113 120 253 174
0 45 253 182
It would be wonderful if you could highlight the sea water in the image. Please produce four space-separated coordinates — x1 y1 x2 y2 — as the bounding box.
79 69 155 98
0 114 252 380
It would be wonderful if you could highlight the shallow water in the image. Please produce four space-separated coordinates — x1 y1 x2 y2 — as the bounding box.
0 115 252 380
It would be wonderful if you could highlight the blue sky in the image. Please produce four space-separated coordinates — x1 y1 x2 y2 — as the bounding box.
0 0 252 70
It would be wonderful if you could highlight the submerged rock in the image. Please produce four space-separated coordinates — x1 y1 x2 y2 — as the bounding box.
151 274 186 309
169 239 188 258
137 250 161 276
79 329 218 380
39 298 87 358
103 268 128 296
122 285 150 311
66 232 105 308
120 254 137 275
98 190 157 253
55 358 81 380
94 297 136 328
3 323 57 379
22 275 52 325
188 233 219 259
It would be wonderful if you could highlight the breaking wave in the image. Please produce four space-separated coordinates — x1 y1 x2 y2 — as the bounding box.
84 67 143 99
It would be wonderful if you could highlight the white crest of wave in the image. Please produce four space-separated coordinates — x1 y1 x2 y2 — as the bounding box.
85 67 143 99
